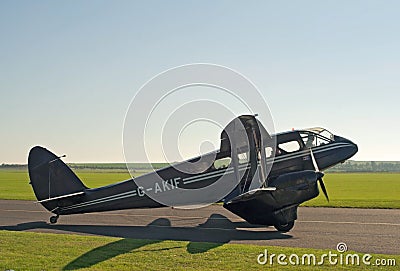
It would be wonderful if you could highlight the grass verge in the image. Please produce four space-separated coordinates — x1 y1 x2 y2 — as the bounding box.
0 230 398 270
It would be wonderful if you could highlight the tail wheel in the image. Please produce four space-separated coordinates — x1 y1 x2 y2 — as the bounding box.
50 215 59 224
274 221 294 232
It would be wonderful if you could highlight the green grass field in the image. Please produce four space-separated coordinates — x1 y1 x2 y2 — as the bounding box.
0 169 399 208
303 173 400 208
0 230 398 271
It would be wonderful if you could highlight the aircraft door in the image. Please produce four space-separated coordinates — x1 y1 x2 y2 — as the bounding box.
219 115 272 197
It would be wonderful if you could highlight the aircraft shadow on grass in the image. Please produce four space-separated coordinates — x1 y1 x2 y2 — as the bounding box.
1 214 291 270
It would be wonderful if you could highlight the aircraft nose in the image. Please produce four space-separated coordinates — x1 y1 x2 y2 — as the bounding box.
345 139 358 157
341 138 358 160
351 142 358 156
333 135 358 160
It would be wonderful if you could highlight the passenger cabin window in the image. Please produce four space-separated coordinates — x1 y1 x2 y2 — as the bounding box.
278 141 301 153
213 157 231 169
265 147 274 158
238 152 249 164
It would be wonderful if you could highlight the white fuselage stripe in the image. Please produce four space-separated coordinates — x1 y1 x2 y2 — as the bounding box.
61 189 137 211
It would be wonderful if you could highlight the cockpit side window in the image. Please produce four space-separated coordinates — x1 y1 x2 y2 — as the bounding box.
301 132 332 148
301 132 316 148
316 136 330 146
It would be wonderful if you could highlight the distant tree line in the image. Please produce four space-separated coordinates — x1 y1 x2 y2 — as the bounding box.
327 160 400 172
0 164 27 169
0 163 169 171
68 163 170 170
2 161 400 172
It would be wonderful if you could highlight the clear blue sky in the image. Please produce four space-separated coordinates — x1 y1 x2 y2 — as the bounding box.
1 1 399 163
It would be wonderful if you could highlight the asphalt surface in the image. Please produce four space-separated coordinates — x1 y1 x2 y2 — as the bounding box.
0 200 399 255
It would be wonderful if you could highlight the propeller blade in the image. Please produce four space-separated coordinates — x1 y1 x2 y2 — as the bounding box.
310 148 320 172
318 178 329 202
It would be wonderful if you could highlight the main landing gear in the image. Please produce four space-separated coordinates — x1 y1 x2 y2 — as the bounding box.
274 221 295 232
49 215 59 224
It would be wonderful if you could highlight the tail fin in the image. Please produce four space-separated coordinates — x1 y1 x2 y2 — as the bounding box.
28 146 87 212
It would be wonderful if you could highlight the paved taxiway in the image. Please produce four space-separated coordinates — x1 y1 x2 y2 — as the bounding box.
0 200 399 255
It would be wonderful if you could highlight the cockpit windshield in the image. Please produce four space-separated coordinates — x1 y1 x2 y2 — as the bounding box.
304 127 334 141
300 127 334 148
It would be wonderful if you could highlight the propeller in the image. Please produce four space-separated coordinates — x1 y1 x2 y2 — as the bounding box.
310 148 329 202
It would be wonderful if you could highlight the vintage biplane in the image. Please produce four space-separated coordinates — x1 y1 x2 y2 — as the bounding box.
28 115 357 232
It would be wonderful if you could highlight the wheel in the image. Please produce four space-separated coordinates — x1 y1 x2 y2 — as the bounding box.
50 215 59 224
274 221 295 232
